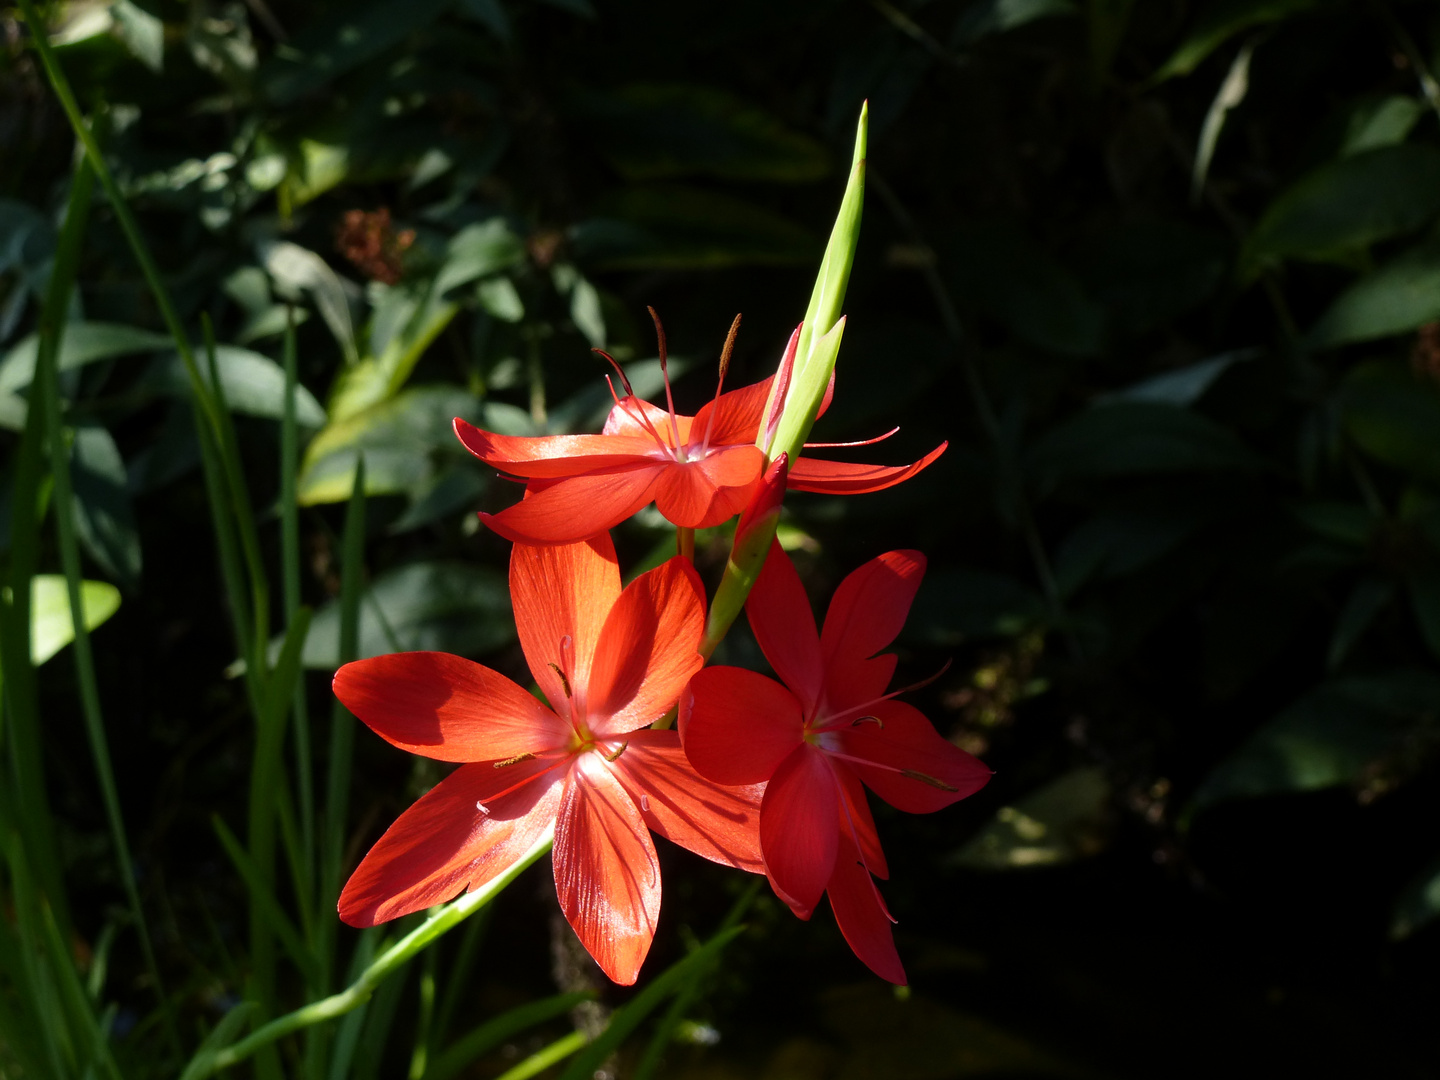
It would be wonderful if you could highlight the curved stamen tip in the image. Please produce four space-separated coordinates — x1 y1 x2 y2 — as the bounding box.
476 801 490 814
593 348 636 397
851 715 884 728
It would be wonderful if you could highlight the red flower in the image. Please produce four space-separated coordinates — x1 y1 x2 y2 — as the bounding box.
334 535 763 985
679 543 990 984
455 322 947 544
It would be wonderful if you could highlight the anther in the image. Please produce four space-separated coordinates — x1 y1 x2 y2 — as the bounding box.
851 715 884 728
493 752 536 768
640 794 650 812
475 801 490 814
547 663 572 699
603 741 628 761
901 768 959 792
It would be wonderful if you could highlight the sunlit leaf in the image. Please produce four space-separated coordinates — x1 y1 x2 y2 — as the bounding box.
1245 144 1440 264
950 767 1111 870
1192 670 1440 806
574 83 830 183
283 560 512 668
111 0 164 72
0 322 171 393
30 575 121 666
1309 240 1440 349
1391 856 1440 940
1095 349 1256 408
259 240 358 363
432 219 526 298
141 345 326 425
297 385 480 505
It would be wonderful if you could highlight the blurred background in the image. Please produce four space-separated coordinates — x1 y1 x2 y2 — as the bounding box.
4 0 1440 1076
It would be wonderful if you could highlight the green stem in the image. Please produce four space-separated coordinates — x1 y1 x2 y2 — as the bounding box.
188 832 555 1079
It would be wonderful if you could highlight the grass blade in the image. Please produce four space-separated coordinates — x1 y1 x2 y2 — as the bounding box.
406 941 438 1079
556 925 746 1080
496 1031 587 1080
426 992 595 1080
211 814 319 986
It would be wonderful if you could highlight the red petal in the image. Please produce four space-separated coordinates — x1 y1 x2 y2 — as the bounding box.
511 536 620 720
836 765 888 880
587 556 706 735
553 753 660 986
651 445 765 529
339 757 564 926
690 375 774 449
745 542 823 714
454 418 657 478
836 700 992 813
827 828 906 985
611 730 764 872
679 666 803 786
819 550 926 711
760 745 840 918
786 441 948 494
602 396 691 445
334 653 571 762
481 466 662 545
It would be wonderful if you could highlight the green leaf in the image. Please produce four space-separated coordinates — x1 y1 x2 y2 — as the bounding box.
556 927 745 1080
571 185 819 270
1054 496 1221 597
283 560 512 669
1152 0 1316 82
1246 144 1440 264
952 0 1077 45
110 0 164 72
0 321 172 393
1339 361 1440 482
427 993 595 1080
1095 349 1255 408
141 346 326 425
1309 239 1440 349
1327 575 1393 669
1335 94 1424 157
1192 670 1440 807
574 83 830 183
257 0 453 105
177 1003 259 1080
29 575 120 665
260 241 358 364
298 385 480 505
432 219 526 298
1391 855 1440 940
949 767 1111 870
71 422 141 586
1028 402 1262 481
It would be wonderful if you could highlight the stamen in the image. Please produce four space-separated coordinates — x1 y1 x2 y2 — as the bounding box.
475 801 490 814
851 715 883 728
593 348 636 397
648 307 686 451
824 747 959 794
493 752 536 768
597 349 670 452
480 753 572 806
699 313 742 455
812 660 953 733
547 663 572 699
603 741 628 762
640 794 650 812
804 426 900 449
902 768 959 792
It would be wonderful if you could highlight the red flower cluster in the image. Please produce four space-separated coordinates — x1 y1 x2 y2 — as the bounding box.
334 317 988 986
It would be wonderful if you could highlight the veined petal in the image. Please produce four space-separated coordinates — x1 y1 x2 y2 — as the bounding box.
760 744 840 918
602 396 692 445
481 466 662 545
786 441 948 494
339 757 564 926
836 700 992 813
511 536 621 720
828 828 905 985
819 550 925 711
454 418 658 478
836 765 888 880
611 730 764 872
587 556 706 735
554 753 661 986
690 376 773 448
652 445 765 529
679 667 804 786
745 542 824 715
334 652 571 762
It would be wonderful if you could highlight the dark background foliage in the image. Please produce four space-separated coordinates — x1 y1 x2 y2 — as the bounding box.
4 0 1440 1076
